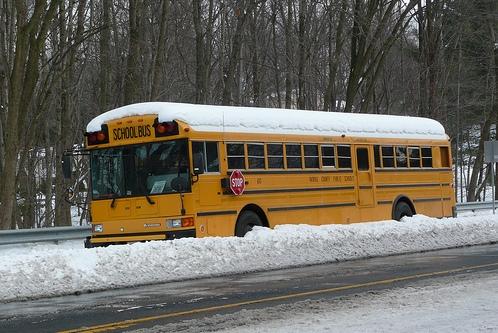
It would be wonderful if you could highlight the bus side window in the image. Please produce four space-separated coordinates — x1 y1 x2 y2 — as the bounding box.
337 145 351 168
205 142 219 172
408 146 421 168
374 145 381 168
321 145 336 168
421 147 433 168
286 144 302 169
267 143 284 169
227 143 245 170
382 146 395 168
192 141 219 172
440 146 450 168
395 146 408 168
356 147 369 171
247 143 265 169
304 144 319 168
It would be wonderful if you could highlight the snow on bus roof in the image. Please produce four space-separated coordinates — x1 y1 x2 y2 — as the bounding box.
86 102 448 140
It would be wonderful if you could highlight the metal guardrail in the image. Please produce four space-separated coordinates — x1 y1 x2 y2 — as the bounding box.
455 201 498 213
0 226 91 246
0 202 495 246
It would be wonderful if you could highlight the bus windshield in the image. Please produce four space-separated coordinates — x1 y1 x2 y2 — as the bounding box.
90 139 190 200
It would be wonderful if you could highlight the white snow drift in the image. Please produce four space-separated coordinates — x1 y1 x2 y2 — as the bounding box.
1 213 498 302
86 102 447 140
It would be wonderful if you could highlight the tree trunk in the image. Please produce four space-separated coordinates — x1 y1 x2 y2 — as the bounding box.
222 3 251 106
296 0 306 110
467 116 492 202
284 0 293 108
124 0 143 105
99 0 112 111
0 0 59 230
324 0 346 112
151 1 169 100
193 0 206 103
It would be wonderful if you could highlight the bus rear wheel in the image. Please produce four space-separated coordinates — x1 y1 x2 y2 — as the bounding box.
393 201 413 221
235 211 263 237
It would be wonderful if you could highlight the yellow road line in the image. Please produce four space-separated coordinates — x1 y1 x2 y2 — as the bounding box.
59 262 498 333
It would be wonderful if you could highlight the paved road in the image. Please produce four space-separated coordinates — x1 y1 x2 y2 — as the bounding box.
1 244 498 333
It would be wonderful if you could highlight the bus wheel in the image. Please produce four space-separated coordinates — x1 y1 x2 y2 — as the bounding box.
235 211 263 237
393 201 413 221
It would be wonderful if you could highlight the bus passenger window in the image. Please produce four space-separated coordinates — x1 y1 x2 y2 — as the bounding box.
286 144 302 169
205 142 219 172
192 141 219 172
356 148 369 171
304 144 319 168
267 143 284 169
395 146 408 168
382 146 395 168
248 143 265 169
337 145 352 168
374 145 381 168
227 143 245 169
421 147 433 168
408 146 421 168
321 145 335 168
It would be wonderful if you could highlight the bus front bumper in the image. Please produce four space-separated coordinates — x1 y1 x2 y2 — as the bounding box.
84 229 196 248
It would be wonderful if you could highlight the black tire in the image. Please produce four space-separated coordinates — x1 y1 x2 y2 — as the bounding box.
393 201 413 221
235 211 263 237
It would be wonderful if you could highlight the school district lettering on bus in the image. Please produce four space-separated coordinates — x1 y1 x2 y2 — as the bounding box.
78 102 454 247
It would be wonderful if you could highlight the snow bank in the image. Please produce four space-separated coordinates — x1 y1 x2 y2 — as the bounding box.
86 102 448 140
1 214 497 302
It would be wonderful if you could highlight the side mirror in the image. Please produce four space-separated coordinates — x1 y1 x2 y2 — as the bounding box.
62 154 72 179
193 153 205 175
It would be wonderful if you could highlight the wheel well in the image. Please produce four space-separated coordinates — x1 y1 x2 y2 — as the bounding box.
392 195 416 219
237 204 269 228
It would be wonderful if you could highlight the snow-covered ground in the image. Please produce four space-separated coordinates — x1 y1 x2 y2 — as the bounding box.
131 271 498 333
1 213 497 303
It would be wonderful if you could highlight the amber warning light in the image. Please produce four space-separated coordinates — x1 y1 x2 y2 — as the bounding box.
86 125 110 146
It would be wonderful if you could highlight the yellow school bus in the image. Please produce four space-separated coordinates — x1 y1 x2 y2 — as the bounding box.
82 102 455 247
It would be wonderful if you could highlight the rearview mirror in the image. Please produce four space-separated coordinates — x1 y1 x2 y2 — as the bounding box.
62 154 72 179
193 153 205 175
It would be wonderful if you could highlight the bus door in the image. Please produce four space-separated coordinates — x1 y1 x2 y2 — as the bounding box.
192 141 222 207
355 146 375 206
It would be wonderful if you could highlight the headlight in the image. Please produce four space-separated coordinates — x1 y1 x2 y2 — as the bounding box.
93 224 104 233
167 219 182 228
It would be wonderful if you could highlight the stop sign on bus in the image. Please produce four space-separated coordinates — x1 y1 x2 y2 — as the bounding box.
229 169 245 195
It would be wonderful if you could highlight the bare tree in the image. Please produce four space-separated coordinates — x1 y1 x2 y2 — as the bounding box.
0 0 60 230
